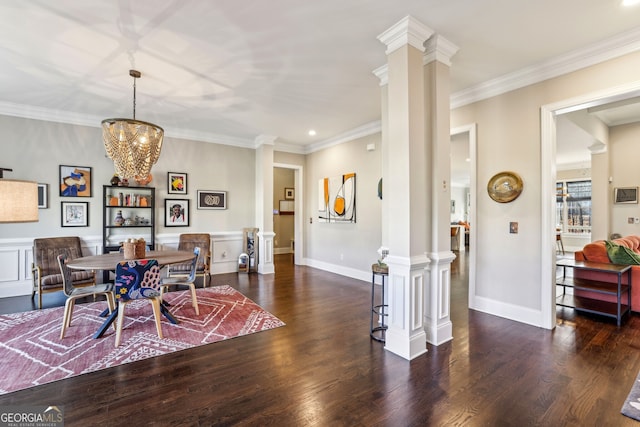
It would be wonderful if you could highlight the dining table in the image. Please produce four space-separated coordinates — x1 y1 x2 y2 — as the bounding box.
67 250 195 339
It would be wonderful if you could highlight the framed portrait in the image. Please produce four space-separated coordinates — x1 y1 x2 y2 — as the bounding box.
37 183 48 208
285 188 294 200
59 165 92 197
197 190 227 210
61 201 88 227
168 172 187 194
165 199 189 227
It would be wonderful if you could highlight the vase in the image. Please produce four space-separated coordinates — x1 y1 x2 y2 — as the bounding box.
114 210 125 227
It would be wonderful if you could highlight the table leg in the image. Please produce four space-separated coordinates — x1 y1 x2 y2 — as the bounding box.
160 303 179 324
94 307 118 339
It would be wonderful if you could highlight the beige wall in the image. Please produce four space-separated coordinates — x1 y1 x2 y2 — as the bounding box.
305 132 382 274
610 122 640 236
451 50 640 314
0 115 256 240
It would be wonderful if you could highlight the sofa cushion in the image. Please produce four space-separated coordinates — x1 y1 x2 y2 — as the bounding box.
581 241 610 264
605 240 640 265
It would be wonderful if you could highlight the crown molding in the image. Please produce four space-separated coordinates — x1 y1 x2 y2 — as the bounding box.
372 64 388 86
0 100 256 149
451 26 640 109
377 15 434 55
303 121 381 154
424 34 459 66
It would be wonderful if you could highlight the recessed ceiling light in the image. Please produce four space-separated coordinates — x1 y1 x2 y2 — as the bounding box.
308 130 316 136
622 0 640 6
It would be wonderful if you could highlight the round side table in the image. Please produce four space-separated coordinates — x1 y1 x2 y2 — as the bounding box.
370 263 388 343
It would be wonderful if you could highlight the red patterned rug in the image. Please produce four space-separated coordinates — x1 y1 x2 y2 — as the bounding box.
0 285 284 395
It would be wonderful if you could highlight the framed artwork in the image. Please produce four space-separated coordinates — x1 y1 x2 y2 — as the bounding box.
285 188 294 200
37 183 48 208
168 172 187 194
165 199 189 227
59 165 92 197
61 201 88 227
318 173 356 223
279 200 294 214
614 187 638 204
197 190 227 210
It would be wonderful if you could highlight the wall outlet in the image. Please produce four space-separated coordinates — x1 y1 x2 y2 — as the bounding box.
636 217 639 224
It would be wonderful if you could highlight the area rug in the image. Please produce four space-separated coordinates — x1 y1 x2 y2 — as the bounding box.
0 285 284 395
621 369 640 420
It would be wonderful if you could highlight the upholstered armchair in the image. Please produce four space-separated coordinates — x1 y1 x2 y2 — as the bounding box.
167 233 211 286
32 236 96 309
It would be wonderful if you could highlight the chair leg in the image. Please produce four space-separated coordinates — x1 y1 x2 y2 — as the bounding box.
67 299 76 328
115 301 127 347
60 298 74 339
188 283 199 315
150 298 163 339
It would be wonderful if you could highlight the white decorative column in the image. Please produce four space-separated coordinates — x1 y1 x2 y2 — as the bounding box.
376 16 434 360
589 142 608 241
423 35 458 345
255 135 275 275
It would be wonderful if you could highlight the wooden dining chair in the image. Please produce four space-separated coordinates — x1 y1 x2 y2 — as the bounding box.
57 254 115 339
160 247 200 315
113 259 164 347
167 233 211 286
450 226 460 251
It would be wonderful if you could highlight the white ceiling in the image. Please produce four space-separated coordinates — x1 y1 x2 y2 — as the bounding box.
1 1 640 154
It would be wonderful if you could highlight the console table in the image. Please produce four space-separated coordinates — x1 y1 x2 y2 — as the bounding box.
556 259 632 326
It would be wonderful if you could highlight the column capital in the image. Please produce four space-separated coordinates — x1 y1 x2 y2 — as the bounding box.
588 141 607 154
254 134 277 148
424 34 459 67
377 15 434 55
372 64 388 86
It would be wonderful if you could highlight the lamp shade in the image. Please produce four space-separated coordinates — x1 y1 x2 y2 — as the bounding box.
0 179 39 223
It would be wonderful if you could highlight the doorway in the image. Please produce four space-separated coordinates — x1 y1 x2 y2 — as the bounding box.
274 162 304 265
451 123 477 309
541 82 640 329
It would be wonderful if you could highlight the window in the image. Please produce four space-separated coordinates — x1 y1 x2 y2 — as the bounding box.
556 179 591 234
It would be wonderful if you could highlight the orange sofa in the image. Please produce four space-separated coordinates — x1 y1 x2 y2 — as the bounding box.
574 235 640 312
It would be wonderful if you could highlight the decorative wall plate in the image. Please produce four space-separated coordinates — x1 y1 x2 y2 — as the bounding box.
487 171 523 203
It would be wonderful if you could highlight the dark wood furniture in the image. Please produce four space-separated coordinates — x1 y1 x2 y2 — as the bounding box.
102 185 155 254
556 259 632 326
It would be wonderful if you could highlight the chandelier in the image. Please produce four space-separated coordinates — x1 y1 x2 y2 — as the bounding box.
102 70 164 180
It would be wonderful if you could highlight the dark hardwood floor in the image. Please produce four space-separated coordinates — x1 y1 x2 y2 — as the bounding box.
1 252 640 426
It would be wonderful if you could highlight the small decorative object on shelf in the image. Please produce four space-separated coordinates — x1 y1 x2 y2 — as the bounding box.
114 210 124 226
376 246 389 269
135 173 153 186
110 174 121 186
